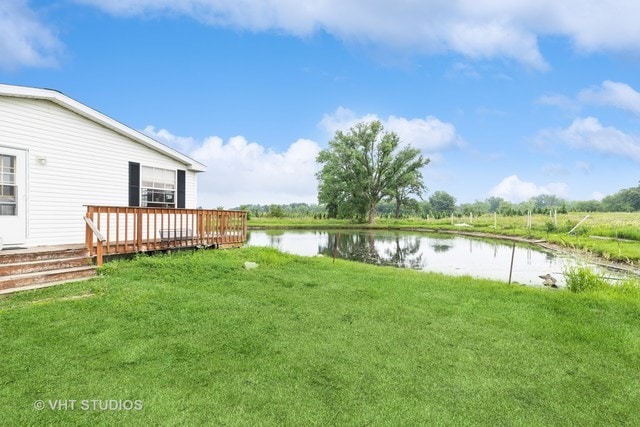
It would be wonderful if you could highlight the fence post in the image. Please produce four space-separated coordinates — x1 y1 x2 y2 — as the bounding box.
243 211 248 241
508 243 516 284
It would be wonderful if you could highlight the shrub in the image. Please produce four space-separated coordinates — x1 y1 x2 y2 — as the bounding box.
615 276 640 298
566 268 640 300
545 220 557 235
564 265 607 293
267 204 285 218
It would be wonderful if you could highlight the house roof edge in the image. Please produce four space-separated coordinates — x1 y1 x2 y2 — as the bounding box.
0 83 207 172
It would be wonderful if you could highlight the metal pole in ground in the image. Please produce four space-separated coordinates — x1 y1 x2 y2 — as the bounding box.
508 243 516 284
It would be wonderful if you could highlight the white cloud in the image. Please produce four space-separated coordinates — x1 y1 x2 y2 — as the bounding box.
542 164 569 176
578 81 640 116
6 1 639 71
0 1 62 70
319 107 378 137
534 117 640 163
387 115 463 153
320 107 463 154
446 20 547 69
143 126 198 154
558 117 640 162
489 175 568 203
144 127 321 208
73 0 640 70
536 94 579 113
575 161 592 174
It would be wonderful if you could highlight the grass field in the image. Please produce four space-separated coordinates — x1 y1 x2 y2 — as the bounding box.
1 247 639 425
249 212 640 264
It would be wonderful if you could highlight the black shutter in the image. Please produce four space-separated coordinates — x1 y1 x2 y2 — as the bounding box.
177 169 186 208
128 162 140 207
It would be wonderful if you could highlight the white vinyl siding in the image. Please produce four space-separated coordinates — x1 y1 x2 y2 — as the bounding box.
0 96 200 246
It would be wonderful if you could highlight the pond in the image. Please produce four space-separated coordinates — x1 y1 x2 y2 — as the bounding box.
246 229 610 288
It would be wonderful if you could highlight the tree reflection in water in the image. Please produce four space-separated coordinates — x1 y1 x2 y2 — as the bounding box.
431 243 452 253
320 231 424 269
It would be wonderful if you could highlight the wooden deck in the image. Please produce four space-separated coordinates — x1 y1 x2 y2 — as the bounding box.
85 206 247 265
0 207 247 293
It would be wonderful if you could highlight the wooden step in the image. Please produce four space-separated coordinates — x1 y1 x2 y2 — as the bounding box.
0 246 88 264
0 266 97 292
0 256 91 276
0 245 97 294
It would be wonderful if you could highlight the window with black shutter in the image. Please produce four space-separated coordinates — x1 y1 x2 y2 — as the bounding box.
177 170 186 209
130 163 184 208
128 162 140 207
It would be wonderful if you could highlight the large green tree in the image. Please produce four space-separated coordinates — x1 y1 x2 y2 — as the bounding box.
428 191 457 215
602 183 640 212
316 121 429 224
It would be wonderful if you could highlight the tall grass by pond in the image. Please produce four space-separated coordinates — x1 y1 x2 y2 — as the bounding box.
1 247 639 425
565 264 640 297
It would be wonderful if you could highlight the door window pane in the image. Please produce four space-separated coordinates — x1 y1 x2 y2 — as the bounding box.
1 155 14 171
0 184 15 200
0 155 17 216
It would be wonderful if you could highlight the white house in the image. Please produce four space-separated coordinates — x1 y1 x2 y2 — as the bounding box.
0 84 207 248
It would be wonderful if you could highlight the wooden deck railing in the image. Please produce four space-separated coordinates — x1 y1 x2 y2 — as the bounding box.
85 206 247 265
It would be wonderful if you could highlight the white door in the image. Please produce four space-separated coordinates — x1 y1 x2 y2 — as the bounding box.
0 147 27 246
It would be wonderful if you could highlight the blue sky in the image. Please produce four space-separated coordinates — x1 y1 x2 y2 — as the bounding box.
2 1 640 209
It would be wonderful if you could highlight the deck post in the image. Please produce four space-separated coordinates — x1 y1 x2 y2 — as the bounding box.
220 211 227 241
84 214 106 266
243 211 248 239
96 241 104 266
136 209 143 251
198 211 204 245
85 207 93 256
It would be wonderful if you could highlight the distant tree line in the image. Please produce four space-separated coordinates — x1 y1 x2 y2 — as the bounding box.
237 203 327 219
454 183 640 217
235 183 640 220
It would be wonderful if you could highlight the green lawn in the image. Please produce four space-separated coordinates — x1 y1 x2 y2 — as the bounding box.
1 247 639 425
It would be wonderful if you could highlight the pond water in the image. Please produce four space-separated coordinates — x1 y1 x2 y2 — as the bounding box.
246 229 609 288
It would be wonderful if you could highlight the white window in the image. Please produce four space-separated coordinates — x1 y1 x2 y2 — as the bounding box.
141 166 176 208
0 155 16 216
